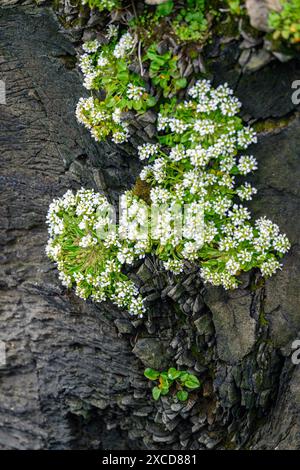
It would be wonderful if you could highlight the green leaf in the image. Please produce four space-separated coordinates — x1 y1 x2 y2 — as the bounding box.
144 368 160 380
160 373 169 388
174 78 187 89
156 0 174 17
176 390 188 401
152 386 161 400
146 96 157 107
168 367 181 380
184 375 201 389
179 372 189 382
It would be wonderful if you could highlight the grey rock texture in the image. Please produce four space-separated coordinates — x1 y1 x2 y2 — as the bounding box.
246 0 282 32
0 4 300 450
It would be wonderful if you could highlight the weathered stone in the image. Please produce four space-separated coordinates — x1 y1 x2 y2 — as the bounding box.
132 338 171 369
204 289 257 364
246 0 282 32
114 319 135 335
194 314 213 336
244 49 273 72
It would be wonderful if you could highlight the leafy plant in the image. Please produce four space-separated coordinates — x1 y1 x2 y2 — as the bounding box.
46 189 147 317
155 0 174 17
226 0 243 16
49 5 291 318
81 0 121 12
171 0 209 42
144 367 201 401
145 43 187 97
268 0 300 44
76 35 157 143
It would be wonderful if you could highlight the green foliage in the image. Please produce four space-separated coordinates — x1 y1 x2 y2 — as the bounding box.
155 0 174 17
269 0 300 44
76 35 157 143
145 44 187 98
144 368 201 401
226 0 242 16
171 0 209 42
46 189 147 317
82 0 120 12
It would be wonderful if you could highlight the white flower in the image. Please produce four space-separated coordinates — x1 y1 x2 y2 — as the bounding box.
82 40 100 53
169 145 186 162
112 107 122 124
163 259 184 274
79 233 98 248
226 258 241 275
113 32 135 58
261 258 281 277
237 155 258 175
106 24 119 40
137 143 159 161
236 183 257 201
127 83 146 101
97 53 109 68
237 127 257 148
273 233 290 254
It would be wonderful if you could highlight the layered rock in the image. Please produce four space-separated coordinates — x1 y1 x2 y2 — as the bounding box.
0 4 300 450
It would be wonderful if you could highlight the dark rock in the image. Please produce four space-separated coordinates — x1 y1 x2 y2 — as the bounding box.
204 289 257 364
132 338 171 369
194 314 213 336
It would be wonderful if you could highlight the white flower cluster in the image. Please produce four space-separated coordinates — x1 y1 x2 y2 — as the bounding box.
113 32 135 58
127 83 146 101
138 79 290 288
76 32 144 144
137 143 160 161
48 76 290 317
46 189 145 317
82 0 119 12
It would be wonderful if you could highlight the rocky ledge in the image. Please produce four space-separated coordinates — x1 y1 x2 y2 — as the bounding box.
0 5 300 449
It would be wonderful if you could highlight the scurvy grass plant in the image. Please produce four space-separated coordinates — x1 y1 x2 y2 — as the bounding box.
76 34 157 143
46 189 146 317
137 80 290 287
47 78 290 316
144 368 201 401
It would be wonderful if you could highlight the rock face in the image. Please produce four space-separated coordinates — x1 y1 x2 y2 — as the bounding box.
0 5 300 450
246 0 282 32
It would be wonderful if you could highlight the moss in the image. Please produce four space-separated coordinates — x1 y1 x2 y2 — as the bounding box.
222 432 237 450
253 115 295 134
132 177 151 204
59 54 77 70
190 344 206 363
213 15 239 38
259 308 269 327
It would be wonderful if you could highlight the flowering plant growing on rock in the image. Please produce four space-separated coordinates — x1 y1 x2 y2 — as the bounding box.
46 189 146 317
76 34 157 143
47 78 290 315
136 80 290 288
